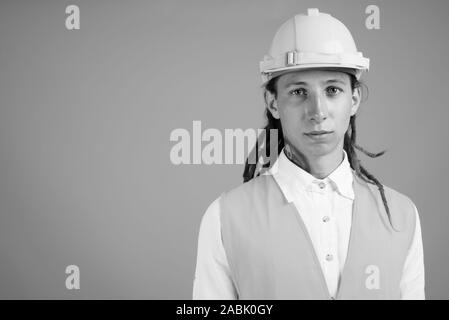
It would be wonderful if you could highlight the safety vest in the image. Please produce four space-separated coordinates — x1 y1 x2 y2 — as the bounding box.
219 173 416 299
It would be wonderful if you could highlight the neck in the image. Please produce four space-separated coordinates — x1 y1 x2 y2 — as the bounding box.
284 143 344 179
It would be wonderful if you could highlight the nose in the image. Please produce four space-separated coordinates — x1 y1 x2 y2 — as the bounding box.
306 92 328 123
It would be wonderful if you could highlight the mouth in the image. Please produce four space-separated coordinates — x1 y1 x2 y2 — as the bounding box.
304 130 333 136
304 130 333 141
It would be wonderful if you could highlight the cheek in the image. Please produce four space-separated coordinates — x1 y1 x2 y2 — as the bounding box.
333 104 353 133
279 105 304 130
331 96 353 118
278 97 304 120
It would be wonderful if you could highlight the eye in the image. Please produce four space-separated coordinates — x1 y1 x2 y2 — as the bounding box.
326 86 342 96
290 88 307 96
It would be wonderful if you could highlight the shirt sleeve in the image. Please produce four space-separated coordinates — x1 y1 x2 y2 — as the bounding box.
400 203 425 299
192 196 238 300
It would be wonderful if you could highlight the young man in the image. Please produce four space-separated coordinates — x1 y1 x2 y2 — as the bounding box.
193 8 424 300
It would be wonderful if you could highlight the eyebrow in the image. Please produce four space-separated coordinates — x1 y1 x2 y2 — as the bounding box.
286 79 347 87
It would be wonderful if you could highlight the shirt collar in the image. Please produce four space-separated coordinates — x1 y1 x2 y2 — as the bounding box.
267 147 355 202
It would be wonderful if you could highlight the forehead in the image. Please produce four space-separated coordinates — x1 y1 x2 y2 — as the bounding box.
276 69 351 87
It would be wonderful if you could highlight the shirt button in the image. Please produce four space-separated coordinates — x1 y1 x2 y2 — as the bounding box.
322 216 330 223
326 254 333 261
318 182 325 189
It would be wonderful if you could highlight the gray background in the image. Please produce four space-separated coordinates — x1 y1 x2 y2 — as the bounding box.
0 0 448 299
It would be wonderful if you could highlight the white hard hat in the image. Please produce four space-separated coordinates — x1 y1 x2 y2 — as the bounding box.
260 8 369 85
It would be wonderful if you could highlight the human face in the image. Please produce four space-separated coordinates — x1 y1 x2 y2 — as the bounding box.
268 69 361 160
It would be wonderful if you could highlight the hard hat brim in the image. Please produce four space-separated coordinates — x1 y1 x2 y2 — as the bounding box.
261 65 365 87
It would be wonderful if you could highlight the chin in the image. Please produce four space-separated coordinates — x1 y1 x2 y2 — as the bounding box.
303 143 337 158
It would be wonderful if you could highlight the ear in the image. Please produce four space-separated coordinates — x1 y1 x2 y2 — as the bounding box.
265 91 280 119
350 85 362 116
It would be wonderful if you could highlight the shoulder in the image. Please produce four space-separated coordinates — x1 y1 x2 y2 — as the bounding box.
220 174 280 213
368 180 416 213
198 196 221 240
354 173 415 210
220 174 276 206
216 174 281 224
198 176 267 232
362 177 417 232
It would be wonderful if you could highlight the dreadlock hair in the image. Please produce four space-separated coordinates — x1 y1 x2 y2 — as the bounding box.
243 72 397 231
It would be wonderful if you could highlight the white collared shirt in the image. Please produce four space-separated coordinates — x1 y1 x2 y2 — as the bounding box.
193 149 425 299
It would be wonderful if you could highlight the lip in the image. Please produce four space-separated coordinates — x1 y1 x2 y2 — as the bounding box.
304 130 333 135
304 130 333 141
